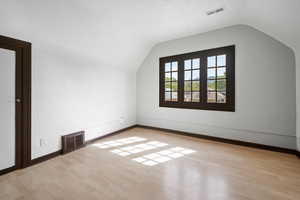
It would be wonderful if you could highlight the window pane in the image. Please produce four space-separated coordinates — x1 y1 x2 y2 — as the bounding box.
217 67 226 78
184 92 191 102
171 92 178 101
184 60 191 70
207 92 216 103
171 82 178 91
207 80 216 91
165 72 171 81
217 79 226 91
217 92 226 103
207 56 216 67
192 70 200 80
184 81 191 91
192 58 200 69
217 55 226 66
192 92 200 102
207 68 216 79
165 92 171 101
184 70 191 80
171 72 178 81
192 81 200 91
165 63 171 72
172 62 178 71
165 81 171 91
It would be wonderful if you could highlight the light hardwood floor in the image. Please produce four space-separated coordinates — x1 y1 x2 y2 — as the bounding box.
1 127 300 200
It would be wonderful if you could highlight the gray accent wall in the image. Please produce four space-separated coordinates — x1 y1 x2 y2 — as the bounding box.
137 25 297 149
296 50 300 151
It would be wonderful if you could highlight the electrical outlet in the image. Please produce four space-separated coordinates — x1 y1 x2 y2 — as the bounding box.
40 138 46 147
120 117 125 124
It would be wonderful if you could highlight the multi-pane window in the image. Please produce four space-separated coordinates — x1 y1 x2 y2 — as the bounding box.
164 62 178 101
207 55 226 103
159 45 235 111
184 58 200 102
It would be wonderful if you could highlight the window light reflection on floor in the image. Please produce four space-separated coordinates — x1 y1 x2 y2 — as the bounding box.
92 137 146 149
110 141 168 156
132 147 196 166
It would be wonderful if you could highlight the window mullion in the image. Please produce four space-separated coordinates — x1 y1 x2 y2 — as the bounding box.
201 54 207 104
178 58 184 103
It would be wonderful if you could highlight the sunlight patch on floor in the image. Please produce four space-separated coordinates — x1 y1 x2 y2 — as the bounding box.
92 137 146 149
110 141 168 156
132 147 196 166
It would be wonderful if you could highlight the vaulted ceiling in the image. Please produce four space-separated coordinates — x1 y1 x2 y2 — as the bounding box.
1 0 299 70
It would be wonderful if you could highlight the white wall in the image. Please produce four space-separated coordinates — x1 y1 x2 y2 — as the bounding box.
137 25 297 149
32 46 136 159
296 49 300 151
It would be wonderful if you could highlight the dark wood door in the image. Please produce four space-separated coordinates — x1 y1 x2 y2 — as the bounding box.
0 35 31 175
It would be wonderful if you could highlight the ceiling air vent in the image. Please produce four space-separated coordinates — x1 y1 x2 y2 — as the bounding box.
206 8 224 16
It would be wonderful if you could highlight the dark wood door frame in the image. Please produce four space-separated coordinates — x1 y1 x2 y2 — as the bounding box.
0 35 31 174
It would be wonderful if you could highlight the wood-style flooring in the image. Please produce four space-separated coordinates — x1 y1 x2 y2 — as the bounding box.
0 127 300 200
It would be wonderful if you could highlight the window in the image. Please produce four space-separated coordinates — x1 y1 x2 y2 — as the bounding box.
159 45 235 111
164 62 178 101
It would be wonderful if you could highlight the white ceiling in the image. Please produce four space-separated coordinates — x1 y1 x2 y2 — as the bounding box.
0 0 299 70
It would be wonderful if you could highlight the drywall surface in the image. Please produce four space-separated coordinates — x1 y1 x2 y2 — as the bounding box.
296 49 300 151
31 46 136 159
137 25 297 149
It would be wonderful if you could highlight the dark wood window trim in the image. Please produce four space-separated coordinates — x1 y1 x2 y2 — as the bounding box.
159 45 235 111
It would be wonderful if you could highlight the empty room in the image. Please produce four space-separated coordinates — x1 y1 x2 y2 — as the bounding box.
1 0 300 199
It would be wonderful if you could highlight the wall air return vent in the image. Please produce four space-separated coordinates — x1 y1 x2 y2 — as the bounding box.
62 131 85 154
